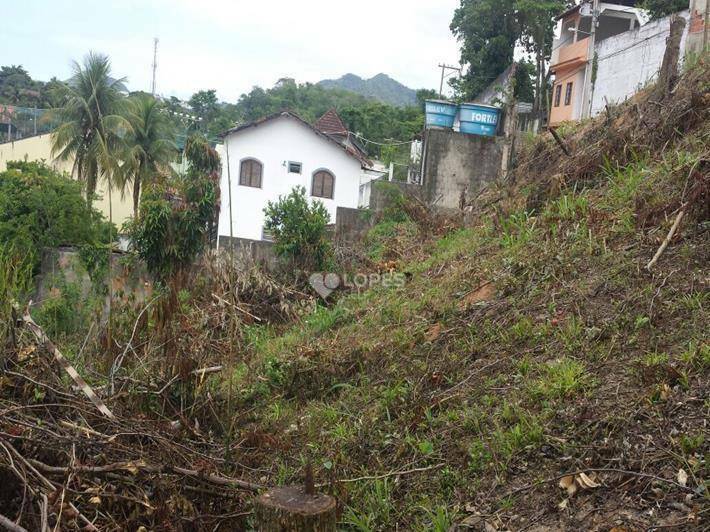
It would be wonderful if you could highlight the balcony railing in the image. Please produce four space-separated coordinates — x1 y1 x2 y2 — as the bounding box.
551 37 590 70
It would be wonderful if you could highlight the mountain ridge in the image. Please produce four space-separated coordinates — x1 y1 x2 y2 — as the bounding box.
317 73 417 107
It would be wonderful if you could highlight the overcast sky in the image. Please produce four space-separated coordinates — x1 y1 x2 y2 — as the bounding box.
2 0 462 103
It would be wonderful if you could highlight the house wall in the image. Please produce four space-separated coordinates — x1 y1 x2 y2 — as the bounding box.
422 129 504 211
591 11 691 115
0 134 134 228
218 117 365 242
687 0 709 54
550 67 587 125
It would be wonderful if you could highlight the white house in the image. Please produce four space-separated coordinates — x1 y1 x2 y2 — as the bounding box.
217 110 376 244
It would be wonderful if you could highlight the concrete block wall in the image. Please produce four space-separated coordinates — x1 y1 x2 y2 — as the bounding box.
421 128 504 211
688 0 708 55
36 247 152 321
335 207 373 244
217 236 278 269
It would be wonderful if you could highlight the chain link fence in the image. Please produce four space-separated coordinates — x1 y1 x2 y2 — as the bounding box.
0 104 58 143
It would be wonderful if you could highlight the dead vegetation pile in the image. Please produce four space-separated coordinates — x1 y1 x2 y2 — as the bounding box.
0 256 315 531
517 57 709 219
0 321 259 531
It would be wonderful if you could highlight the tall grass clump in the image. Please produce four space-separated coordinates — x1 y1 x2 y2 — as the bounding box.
0 245 33 346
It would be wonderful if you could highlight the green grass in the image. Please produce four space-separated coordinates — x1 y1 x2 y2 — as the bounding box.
342 479 395 531
531 358 589 400
200 119 710 528
0 245 33 345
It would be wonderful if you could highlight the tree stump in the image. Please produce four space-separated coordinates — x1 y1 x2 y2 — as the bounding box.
655 15 687 100
254 486 337 532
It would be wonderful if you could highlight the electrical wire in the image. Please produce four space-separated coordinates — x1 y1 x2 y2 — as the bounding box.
350 131 415 147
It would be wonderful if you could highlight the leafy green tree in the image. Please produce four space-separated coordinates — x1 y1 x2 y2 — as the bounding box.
514 60 536 104
0 160 115 270
517 0 571 118
642 0 688 19
0 65 37 105
416 89 439 107
264 186 332 271
119 93 177 218
126 136 218 282
451 0 519 99
183 134 221 243
51 52 127 207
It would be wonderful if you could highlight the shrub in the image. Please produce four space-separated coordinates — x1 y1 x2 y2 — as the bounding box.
0 160 115 270
263 186 332 271
126 176 217 282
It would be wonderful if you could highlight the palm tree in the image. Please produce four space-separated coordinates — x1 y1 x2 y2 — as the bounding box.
51 52 127 207
119 94 177 218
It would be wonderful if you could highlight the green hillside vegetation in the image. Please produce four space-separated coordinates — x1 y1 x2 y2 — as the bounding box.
1 65 426 159
1 58 707 532
318 73 418 107
181 80 425 159
202 61 708 529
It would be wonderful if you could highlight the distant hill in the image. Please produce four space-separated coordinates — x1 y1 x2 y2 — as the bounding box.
318 73 417 107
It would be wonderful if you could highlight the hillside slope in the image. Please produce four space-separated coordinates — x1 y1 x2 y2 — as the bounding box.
1 61 707 531
225 60 709 529
318 73 417 107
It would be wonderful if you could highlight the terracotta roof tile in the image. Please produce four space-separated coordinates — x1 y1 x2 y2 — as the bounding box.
315 109 349 136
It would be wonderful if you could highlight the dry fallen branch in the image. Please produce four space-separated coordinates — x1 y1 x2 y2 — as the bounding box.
646 207 686 271
20 303 115 419
506 467 696 498
28 457 263 492
0 512 28 532
335 463 445 484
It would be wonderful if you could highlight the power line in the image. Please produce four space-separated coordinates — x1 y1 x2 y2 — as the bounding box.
438 63 462 98
350 131 414 147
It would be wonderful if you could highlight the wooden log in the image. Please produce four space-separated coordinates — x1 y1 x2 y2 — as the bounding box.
549 127 571 157
254 486 337 532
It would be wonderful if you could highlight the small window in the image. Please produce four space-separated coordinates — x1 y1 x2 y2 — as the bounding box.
565 82 573 106
288 161 302 174
239 158 263 188
262 228 275 242
554 84 562 107
311 170 335 199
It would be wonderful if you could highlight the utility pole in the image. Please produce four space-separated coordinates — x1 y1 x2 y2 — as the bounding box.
581 0 599 119
151 38 159 95
438 64 462 99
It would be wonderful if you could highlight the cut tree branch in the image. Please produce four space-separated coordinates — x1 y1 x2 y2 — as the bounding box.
20 303 115 419
646 207 686 271
0 513 28 532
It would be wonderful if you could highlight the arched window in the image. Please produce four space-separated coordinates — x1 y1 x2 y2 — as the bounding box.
239 158 263 188
311 169 335 199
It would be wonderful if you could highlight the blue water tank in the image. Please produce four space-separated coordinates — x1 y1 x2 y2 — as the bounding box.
459 103 501 137
425 100 457 129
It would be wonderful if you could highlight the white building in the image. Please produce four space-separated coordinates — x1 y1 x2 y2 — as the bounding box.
217 110 376 244
549 1 691 127
591 10 690 115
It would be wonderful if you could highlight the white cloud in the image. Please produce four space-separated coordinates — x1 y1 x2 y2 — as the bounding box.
160 0 461 99
2 0 462 102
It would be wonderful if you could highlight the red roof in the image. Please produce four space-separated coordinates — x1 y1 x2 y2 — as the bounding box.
315 109 349 136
